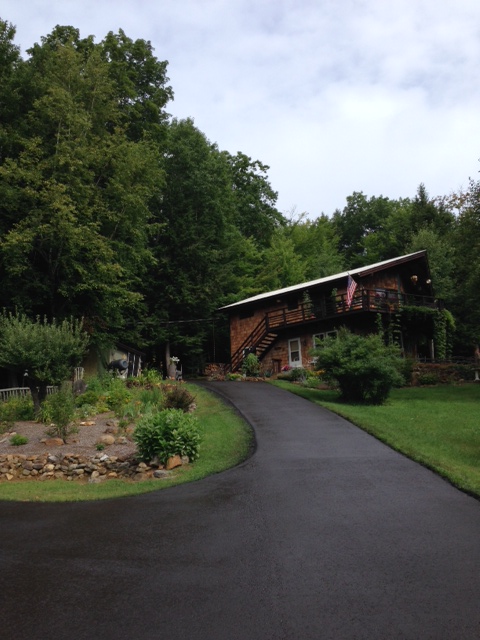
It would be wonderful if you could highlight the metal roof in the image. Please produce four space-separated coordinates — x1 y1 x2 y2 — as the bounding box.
219 250 427 310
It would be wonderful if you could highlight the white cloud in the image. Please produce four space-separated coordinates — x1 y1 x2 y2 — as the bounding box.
2 0 480 217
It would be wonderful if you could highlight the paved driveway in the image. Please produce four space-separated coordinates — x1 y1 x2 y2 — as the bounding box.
1 381 480 639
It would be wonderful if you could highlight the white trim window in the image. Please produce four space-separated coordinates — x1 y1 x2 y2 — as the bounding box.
288 338 302 368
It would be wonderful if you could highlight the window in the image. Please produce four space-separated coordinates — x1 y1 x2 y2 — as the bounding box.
313 330 337 347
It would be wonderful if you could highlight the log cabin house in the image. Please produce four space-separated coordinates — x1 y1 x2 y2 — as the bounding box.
220 251 440 374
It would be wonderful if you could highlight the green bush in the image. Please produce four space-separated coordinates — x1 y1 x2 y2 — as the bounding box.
0 395 35 422
289 367 308 382
104 378 132 415
241 353 261 377
313 327 404 405
133 408 201 464
226 373 243 381
41 385 77 439
10 433 28 446
75 389 102 407
416 372 439 386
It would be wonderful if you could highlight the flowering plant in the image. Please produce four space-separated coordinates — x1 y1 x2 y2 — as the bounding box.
169 356 180 365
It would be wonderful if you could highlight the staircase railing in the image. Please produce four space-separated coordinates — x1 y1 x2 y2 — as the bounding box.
229 316 270 373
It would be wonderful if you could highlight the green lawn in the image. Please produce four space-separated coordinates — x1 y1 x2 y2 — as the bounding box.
271 380 480 498
0 384 253 502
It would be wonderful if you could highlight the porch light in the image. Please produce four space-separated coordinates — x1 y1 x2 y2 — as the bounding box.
426 279 432 284
410 275 418 283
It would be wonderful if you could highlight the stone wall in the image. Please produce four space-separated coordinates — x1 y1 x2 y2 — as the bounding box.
0 452 187 483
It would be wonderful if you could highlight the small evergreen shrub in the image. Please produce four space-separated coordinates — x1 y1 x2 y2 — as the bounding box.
313 327 404 405
134 408 201 464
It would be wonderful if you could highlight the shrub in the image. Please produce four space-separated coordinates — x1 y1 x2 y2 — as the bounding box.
163 384 196 412
75 389 102 408
104 378 132 415
313 327 404 405
0 395 35 422
41 385 78 439
10 433 28 446
416 372 440 386
226 373 243 381
241 353 261 377
133 408 201 464
289 367 308 382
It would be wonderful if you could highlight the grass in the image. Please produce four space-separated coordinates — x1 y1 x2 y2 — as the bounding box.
0 384 253 502
271 380 480 498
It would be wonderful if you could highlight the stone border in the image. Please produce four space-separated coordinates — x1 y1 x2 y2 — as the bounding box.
0 452 187 483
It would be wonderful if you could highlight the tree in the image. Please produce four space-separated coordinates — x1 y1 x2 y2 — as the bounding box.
286 213 344 279
0 313 89 415
448 179 480 351
0 27 167 344
224 151 284 247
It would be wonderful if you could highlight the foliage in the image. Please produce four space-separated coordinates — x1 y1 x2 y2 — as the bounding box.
400 306 455 360
40 385 78 439
226 373 244 381
0 312 89 414
103 378 132 415
0 395 35 422
133 408 201 464
312 327 404 404
0 383 251 502
9 433 28 446
277 367 309 382
163 384 196 412
415 372 439 386
241 353 261 377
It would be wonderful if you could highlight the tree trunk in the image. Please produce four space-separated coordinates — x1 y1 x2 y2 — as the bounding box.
28 379 48 418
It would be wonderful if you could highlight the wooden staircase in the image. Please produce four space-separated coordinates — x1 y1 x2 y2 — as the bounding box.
229 316 278 373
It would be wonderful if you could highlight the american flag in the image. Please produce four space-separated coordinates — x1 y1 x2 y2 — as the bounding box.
346 274 357 308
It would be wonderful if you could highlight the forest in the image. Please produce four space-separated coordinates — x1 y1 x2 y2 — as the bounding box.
1 18 479 372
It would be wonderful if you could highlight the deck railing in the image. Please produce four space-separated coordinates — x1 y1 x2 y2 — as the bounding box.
0 386 58 402
265 289 438 329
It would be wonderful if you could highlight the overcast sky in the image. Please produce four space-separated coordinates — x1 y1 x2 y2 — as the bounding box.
2 0 480 218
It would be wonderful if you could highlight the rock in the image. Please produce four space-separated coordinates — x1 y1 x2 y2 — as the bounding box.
5 473 14 481
115 436 128 445
99 434 115 446
153 470 171 478
43 438 64 447
165 455 182 470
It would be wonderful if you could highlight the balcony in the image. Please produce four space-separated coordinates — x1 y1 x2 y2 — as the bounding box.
265 289 438 331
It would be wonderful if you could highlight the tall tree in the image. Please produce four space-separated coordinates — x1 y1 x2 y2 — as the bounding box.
224 151 284 247
0 26 168 344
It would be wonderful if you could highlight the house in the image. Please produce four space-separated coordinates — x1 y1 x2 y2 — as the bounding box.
219 251 440 373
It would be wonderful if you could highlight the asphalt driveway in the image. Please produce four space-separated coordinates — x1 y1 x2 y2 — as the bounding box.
1 381 480 639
